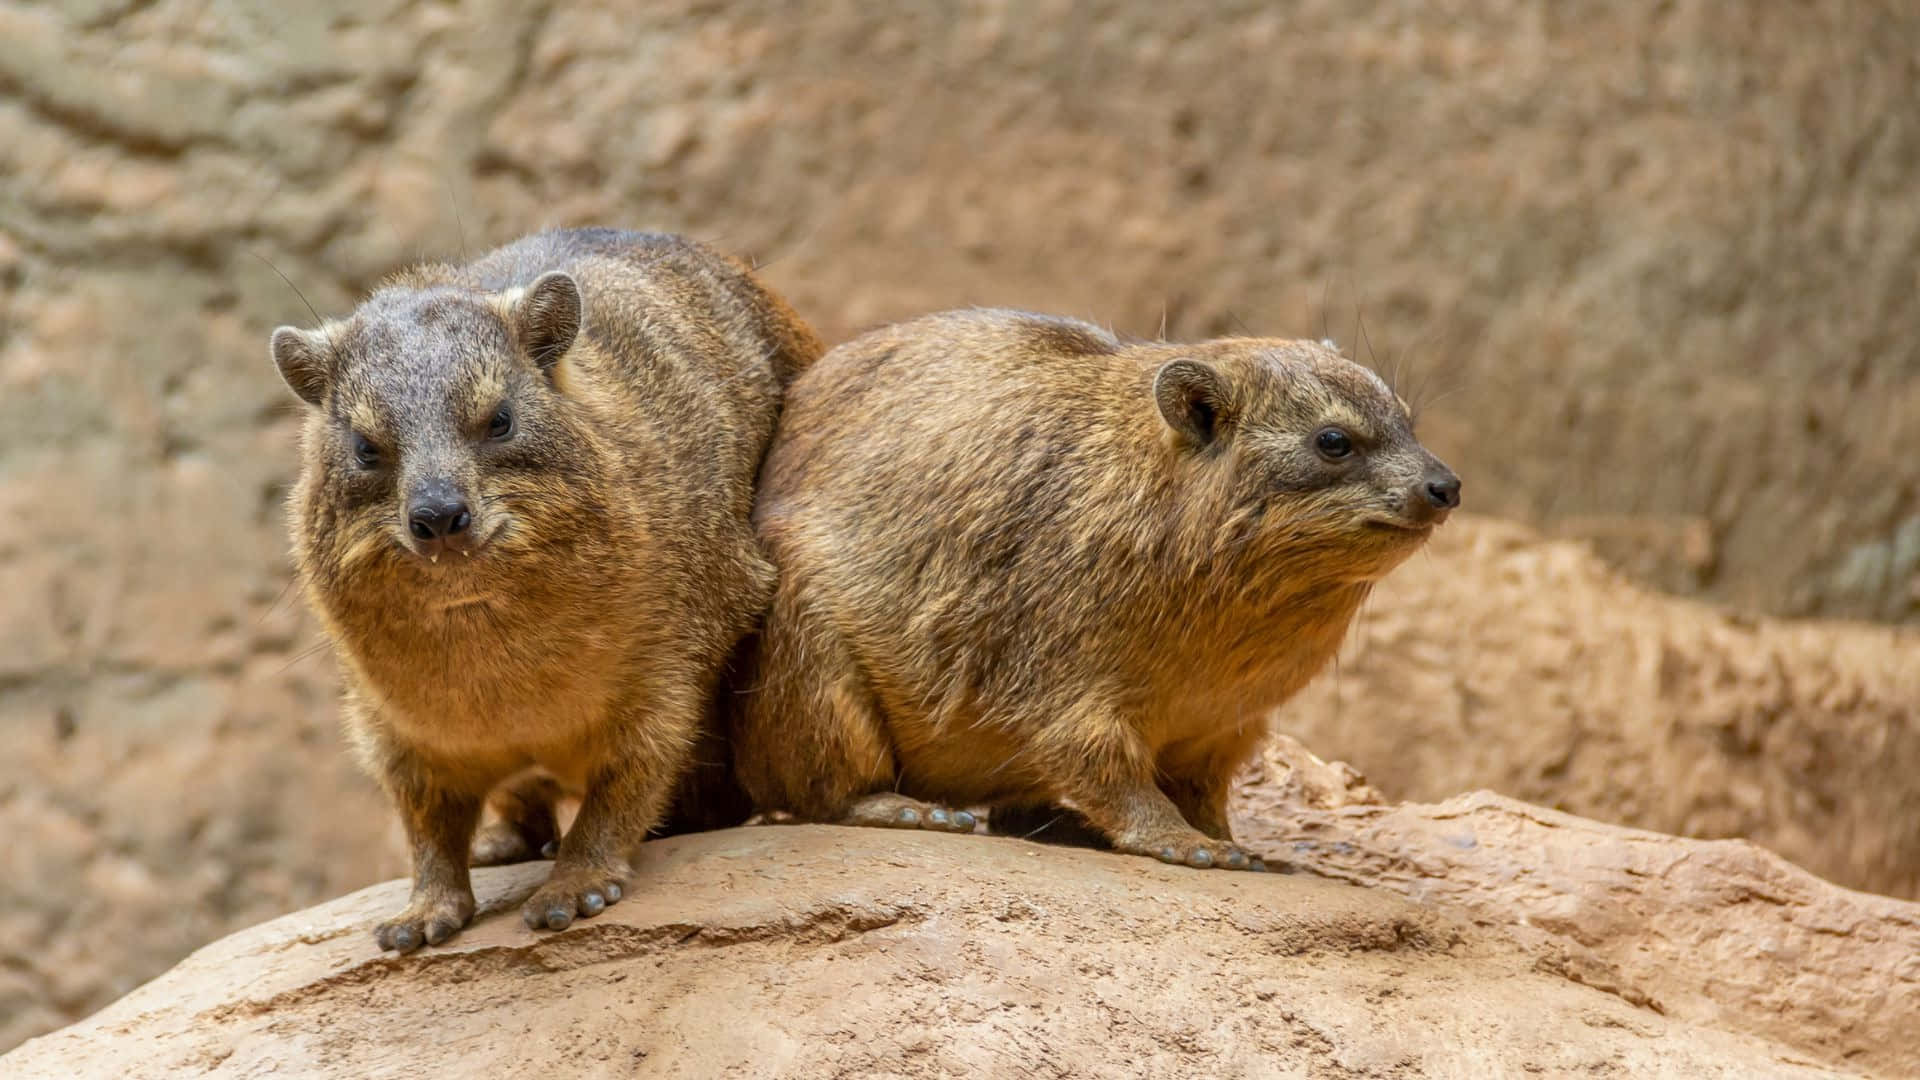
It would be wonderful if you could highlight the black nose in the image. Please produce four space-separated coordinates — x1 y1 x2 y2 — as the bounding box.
1424 473 1462 510
408 496 472 541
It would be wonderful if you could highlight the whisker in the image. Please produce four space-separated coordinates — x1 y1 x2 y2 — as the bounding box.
277 636 336 674
250 250 323 327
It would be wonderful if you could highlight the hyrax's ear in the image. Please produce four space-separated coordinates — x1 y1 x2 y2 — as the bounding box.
513 271 583 373
269 326 332 407
1153 358 1231 446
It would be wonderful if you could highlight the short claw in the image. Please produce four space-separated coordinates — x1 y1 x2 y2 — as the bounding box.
521 867 628 933
374 892 475 953
1126 832 1263 872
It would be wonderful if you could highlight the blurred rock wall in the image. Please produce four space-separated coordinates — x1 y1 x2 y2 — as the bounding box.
1 0 1915 1052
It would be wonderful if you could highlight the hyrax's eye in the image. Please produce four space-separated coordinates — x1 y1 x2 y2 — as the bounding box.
1313 427 1354 460
352 433 380 469
487 404 514 441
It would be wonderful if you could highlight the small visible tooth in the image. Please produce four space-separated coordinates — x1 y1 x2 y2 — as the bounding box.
430 552 439 564
460 549 470 558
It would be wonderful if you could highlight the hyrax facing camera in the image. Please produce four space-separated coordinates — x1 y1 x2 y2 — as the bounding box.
730 309 1457 870
270 229 820 950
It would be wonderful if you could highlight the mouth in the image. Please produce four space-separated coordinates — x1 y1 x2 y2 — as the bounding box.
409 539 484 564
439 594 494 612
1365 517 1438 535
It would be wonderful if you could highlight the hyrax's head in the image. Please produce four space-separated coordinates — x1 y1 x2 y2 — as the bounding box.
1152 338 1460 583
269 272 604 593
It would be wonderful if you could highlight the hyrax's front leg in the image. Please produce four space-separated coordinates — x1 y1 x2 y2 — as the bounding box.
520 697 696 932
1037 700 1265 872
374 755 487 952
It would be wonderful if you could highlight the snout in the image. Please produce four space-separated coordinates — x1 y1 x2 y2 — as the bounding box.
404 479 480 561
1405 464 1461 525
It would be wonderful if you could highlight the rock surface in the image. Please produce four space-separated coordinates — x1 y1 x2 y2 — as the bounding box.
10 765 1917 1079
1240 741 1920 1078
1283 518 1920 900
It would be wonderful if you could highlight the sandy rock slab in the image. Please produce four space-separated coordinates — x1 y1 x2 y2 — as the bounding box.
1235 739 1920 1078
9 817 1909 1079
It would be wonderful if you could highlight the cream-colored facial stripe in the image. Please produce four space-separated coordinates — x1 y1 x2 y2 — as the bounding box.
1318 400 1376 443
489 289 538 362
345 399 384 443
464 366 511 432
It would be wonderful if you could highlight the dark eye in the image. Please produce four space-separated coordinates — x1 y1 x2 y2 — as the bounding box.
352 433 380 469
487 405 514 441
1314 428 1353 460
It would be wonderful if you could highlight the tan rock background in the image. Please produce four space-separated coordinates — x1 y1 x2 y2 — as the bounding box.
1 0 1915 1055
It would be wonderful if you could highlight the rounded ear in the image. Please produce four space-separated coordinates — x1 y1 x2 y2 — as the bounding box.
269 326 332 407
515 271 583 373
1153 358 1230 446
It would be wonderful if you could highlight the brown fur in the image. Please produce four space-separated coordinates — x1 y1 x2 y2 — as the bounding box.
270 228 820 949
729 309 1457 870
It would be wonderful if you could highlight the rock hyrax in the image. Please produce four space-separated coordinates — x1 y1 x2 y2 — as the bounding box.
729 309 1458 870
269 228 821 949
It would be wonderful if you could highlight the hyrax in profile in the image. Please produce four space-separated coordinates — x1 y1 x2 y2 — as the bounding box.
730 309 1458 870
269 228 820 950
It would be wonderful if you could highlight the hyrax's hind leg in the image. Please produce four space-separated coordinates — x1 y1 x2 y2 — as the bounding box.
729 579 973 834
1034 697 1265 872
839 792 977 833
470 769 565 866
1157 735 1266 845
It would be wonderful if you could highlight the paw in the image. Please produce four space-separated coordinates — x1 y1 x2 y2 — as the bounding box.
884 805 978 833
374 890 476 952
840 793 978 833
521 866 628 932
1119 832 1266 872
469 822 555 867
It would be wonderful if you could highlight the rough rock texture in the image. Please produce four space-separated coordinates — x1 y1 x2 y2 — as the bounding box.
9 784 1918 1078
1283 517 1920 900
1239 741 1920 1078
5 0 1919 1057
